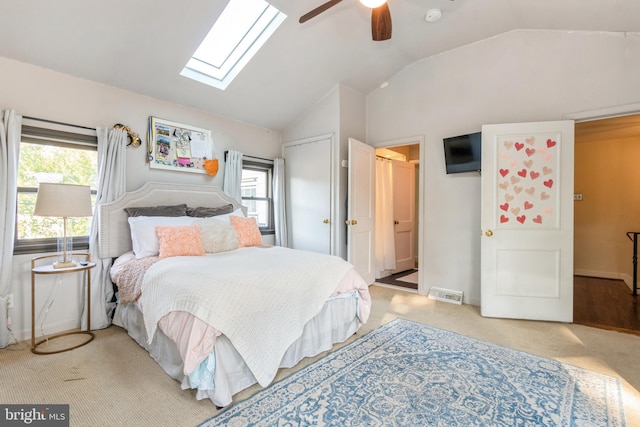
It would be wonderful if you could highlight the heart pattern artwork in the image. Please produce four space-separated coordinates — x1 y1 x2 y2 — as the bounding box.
496 135 558 227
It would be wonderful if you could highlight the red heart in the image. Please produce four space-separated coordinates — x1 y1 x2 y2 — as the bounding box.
533 215 543 224
547 139 556 148
517 169 527 177
524 201 534 210
543 179 554 188
516 215 526 224
525 148 536 157
499 169 509 177
515 142 524 151
500 203 509 211
530 171 540 179
500 215 509 223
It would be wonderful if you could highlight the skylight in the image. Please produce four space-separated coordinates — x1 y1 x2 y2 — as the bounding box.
181 0 286 90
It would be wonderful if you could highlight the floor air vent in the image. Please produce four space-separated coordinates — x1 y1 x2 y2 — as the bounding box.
428 287 463 305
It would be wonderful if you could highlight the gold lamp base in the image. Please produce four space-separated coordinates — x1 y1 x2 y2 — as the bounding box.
53 260 77 269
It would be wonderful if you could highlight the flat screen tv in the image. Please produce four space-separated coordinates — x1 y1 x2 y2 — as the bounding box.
443 132 481 174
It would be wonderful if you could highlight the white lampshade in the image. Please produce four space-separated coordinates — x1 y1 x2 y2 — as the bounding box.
34 183 93 218
360 0 386 8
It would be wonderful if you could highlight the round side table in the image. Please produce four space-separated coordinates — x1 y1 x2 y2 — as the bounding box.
31 254 96 355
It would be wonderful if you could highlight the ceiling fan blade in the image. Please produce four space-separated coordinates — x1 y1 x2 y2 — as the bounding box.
371 2 392 41
299 0 344 24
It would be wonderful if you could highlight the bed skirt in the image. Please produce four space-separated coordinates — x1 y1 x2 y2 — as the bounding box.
113 294 362 407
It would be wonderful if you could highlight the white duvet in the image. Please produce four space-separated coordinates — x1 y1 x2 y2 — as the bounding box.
139 246 368 387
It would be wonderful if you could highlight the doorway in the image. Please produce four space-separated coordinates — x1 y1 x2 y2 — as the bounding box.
371 139 422 293
573 113 640 332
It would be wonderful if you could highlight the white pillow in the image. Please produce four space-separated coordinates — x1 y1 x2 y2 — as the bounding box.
128 216 196 258
212 208 246 224
193 217 238 253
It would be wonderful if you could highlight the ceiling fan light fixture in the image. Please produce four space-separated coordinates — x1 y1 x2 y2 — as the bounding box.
300 0 392 41
360 0 386 8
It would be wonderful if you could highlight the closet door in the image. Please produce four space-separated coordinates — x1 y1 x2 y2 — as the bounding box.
284 137 332 254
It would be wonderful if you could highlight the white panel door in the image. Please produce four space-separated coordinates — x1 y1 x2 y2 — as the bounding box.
347 138 375 284
481 120 574 322
392 160 415 273
284 138 332 254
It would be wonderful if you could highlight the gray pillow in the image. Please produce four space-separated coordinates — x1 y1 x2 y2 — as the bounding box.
124 204 187 217
186 204 235 218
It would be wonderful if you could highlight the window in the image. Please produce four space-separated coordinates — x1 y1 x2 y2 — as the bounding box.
241 159 273 233
180 0 286 90
14 119 98 254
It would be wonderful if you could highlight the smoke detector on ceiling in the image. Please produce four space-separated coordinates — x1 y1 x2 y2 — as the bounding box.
425 8 442 23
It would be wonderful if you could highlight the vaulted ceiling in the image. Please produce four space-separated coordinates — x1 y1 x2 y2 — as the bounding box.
1 0 639 131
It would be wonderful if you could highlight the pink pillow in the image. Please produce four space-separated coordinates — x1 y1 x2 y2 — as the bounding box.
230 216 262 247
156 225 205 258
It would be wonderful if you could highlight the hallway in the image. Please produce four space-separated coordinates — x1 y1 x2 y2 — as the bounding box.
574 275 640 335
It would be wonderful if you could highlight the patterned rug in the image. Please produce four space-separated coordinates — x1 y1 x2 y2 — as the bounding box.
200 318 626 426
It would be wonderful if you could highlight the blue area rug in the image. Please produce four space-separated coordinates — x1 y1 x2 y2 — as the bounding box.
200 318 626 426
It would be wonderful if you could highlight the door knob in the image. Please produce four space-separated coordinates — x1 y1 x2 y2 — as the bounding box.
394 220 399 225
323 219 329 224
351 220 357 225
485 230 493 237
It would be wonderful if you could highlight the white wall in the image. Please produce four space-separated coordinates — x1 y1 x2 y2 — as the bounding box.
367 30 640 305
1 56 282 341
282 84 366 259
283 86 340 143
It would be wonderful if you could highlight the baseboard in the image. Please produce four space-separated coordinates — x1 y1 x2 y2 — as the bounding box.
574 269 634 291
9 319 80 344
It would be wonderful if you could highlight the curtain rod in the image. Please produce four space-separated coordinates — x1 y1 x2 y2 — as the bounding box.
224 150 273 163
23 116 96 131
376 155 393 161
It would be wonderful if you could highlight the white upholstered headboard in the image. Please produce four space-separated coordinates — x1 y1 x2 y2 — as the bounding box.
98 182 245 259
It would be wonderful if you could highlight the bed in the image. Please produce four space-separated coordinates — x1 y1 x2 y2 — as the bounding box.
98 182 371 407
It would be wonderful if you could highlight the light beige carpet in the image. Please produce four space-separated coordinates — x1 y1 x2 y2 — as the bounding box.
1 285 639 427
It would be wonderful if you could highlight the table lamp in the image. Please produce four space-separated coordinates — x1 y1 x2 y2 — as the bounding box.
34 183 93 268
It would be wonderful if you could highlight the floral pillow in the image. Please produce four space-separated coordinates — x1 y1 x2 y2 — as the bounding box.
155 225 205 258
229 216 262 248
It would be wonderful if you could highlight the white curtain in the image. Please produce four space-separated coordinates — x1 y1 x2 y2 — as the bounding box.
223 149 243 203
273 158 288 247
82 127 127 330
0 110 21 348
375 158 396 278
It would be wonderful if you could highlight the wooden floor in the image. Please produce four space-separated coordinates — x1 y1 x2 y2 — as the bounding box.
574 275 640 335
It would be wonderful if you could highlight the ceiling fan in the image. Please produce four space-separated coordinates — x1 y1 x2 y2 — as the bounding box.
299 0 392 41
